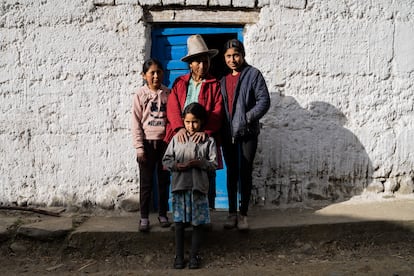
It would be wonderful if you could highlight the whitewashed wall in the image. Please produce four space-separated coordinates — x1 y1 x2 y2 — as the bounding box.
0 0 147 210
252 0 414 206
0 0 413 210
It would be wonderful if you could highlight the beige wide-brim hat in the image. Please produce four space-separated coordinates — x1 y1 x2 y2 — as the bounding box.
181 34 219 62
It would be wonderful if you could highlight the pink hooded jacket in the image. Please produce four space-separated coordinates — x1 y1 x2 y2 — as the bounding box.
131 84 170 155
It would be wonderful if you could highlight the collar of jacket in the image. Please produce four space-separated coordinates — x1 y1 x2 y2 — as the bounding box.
180 73 218 84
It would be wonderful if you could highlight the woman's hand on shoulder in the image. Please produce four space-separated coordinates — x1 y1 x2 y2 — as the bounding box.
190 131 207 143
176 128 188 143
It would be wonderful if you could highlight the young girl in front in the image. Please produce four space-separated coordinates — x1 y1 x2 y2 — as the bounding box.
131 58 171 232
163 102 218 269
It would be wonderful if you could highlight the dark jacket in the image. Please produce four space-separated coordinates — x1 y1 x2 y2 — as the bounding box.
220 64 270 141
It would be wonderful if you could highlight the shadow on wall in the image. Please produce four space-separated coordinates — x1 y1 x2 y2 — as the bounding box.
254 94 373 208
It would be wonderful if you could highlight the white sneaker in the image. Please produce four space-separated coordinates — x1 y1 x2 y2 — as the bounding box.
224 213 237 229
237 215 249 231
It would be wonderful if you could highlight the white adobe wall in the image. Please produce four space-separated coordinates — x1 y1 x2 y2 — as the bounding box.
250 0 414 206
0 0 147 209
0 0 413 210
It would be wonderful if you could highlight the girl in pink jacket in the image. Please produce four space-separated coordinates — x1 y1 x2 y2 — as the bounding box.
131 59 171 232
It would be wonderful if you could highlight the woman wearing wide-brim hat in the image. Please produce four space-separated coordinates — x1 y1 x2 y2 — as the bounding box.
164 34 224 269
180 34 219 63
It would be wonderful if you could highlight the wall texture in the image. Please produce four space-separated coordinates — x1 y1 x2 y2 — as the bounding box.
1 0 413 210
252 0 414 207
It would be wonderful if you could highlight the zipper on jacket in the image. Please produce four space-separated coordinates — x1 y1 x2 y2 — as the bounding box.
183 192 187 223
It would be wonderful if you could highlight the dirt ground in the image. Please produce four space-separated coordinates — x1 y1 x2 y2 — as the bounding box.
1 205 414 276
1 231 413 276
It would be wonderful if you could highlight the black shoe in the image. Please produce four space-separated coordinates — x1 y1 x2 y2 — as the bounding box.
204 223 213 232
223 213 237 229
139 219 150 232
173 256 185 269
158 216 171 228
188 255 201 269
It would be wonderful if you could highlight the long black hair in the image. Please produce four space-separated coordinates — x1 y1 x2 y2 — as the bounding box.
182 102 208 128
142 58 163 74
223 39 245 57
222 39 248 73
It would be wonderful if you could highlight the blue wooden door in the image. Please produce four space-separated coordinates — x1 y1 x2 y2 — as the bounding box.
152 26 243 210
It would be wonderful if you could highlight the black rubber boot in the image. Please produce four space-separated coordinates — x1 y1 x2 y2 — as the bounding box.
174 222 185 269
189 225 203 269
